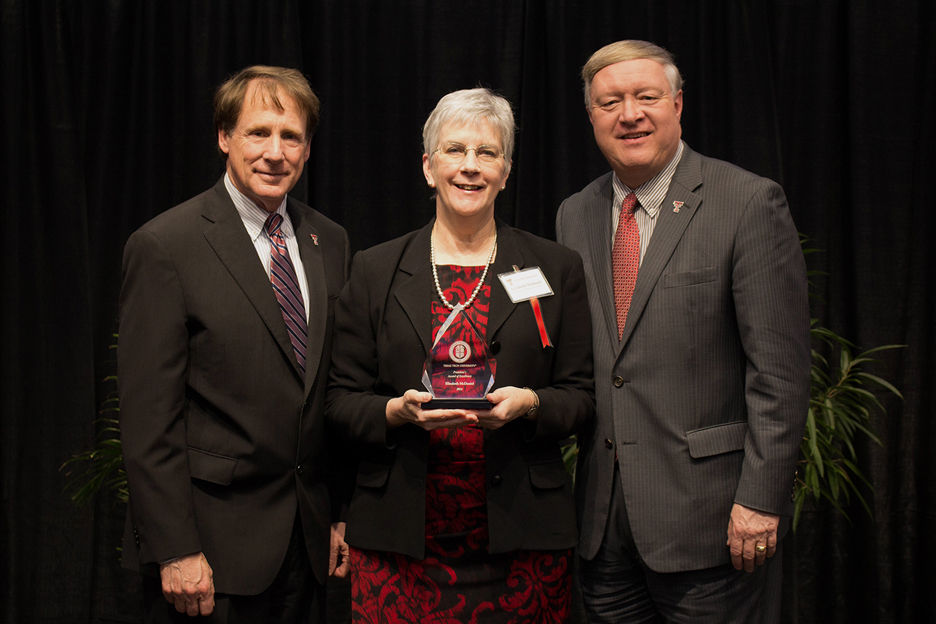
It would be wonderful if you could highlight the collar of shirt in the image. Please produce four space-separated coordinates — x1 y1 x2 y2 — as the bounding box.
224 172 293 242
611 140 685 217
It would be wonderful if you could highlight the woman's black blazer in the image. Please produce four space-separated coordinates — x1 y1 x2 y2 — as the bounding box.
326 219 594 559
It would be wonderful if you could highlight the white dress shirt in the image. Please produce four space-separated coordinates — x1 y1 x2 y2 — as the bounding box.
224 173 311 320
610 140 685 265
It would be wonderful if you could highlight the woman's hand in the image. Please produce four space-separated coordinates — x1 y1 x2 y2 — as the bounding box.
471 386 536 430
385 389 478 430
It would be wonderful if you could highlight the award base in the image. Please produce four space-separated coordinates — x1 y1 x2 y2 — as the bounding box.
423 397 492 410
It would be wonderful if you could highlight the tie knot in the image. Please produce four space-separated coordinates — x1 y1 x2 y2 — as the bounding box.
621 193 638 215
265 213 284 237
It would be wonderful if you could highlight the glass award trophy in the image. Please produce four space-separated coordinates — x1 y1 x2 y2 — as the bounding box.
421 303 496 409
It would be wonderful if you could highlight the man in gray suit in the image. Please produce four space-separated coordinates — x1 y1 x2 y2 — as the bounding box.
556 41 811 622
120 66 350 622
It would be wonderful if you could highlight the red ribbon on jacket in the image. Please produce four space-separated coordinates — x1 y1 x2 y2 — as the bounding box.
530 296 552 348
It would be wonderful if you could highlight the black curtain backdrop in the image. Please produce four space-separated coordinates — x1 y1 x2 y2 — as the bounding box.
2 1 934 622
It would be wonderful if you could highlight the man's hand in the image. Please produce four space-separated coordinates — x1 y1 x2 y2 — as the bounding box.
330 522 350 578
726 503 780 572
160 552 215 616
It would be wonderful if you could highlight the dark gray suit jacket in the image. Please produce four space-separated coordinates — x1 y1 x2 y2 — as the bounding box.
118 177 350 594
556 145 810 573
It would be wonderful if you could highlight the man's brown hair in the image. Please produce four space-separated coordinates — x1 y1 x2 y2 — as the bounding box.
214 65 321 149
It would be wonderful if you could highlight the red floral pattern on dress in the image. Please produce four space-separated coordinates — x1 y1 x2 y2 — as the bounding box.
351 266 571 623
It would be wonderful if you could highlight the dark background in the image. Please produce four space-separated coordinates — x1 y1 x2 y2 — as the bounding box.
2 1 934 622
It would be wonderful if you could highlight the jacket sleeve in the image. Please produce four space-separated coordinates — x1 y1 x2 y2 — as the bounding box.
325 251 395 451
731 180 811 515
118 229 201 565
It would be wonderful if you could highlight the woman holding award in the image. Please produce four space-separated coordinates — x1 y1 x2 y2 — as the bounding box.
326 88 594 623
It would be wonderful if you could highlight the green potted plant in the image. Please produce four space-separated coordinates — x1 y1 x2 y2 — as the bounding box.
794 321 902 529
61 335 128 506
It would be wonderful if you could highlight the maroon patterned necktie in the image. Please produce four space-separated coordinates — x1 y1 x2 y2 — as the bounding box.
612 192 640 340
265 213 307 374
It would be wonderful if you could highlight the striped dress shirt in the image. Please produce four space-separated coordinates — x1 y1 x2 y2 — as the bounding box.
224 173 310 321
610 140 685 265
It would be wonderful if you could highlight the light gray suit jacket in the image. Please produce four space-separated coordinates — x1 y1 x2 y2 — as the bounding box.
556 145 811 573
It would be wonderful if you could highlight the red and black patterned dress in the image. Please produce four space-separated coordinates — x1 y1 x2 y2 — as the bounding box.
350 265 572 624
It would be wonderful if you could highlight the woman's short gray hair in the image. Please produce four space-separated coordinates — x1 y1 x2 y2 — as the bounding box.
422 88 515 175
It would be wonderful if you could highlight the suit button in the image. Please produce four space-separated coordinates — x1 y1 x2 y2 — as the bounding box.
490 341 501 355
613 376 626 387
491 475 503 486
605 439 614 450
296 465 304 475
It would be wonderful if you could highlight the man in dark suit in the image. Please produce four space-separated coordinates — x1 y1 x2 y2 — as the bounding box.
556 41 811 622
119 66 350 622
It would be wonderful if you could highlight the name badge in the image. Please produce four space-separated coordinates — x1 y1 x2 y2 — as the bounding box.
497 267 554 303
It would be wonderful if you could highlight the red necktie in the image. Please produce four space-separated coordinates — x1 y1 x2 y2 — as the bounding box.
265 213 308 375
612 193 640 340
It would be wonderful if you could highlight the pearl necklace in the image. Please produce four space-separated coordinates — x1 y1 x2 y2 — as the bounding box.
430 232 498 310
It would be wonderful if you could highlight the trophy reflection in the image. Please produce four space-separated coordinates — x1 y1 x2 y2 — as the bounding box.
422 303 496 409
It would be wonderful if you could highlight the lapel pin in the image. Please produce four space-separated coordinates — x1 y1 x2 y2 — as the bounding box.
673 201 684 213
310 234 319 246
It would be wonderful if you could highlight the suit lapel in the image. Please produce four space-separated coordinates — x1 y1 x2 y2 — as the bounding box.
394 223 435 357
290 201 326 396
485 221 521 339
200 179 304 382
580 176 621 346
393 220 522 357
617 148 704 353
